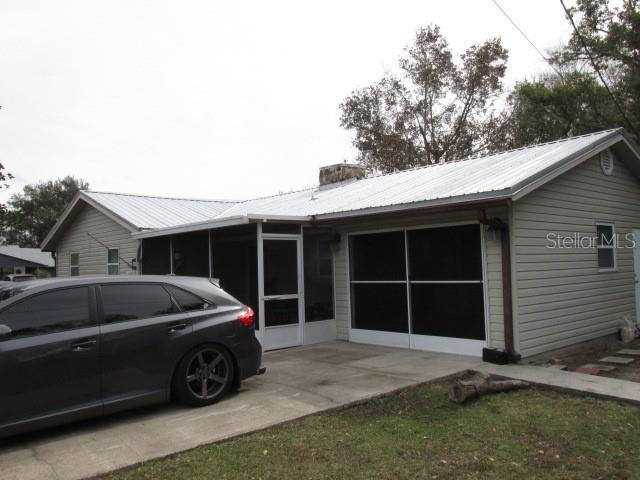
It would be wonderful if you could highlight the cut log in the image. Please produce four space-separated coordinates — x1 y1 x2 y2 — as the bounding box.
448 374 529 404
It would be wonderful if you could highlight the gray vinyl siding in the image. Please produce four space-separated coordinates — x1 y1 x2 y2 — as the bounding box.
332 209 505 347
55 203 138 277
513 153 640 357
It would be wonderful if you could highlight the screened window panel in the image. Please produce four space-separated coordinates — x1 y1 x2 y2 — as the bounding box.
410 283 485 340
263 240 298 296
303 228 334 322
172 231 209 277
408 225 482 281
265 298 298 327
211 224 259 328
141 237 171 274
350 231 406 281
351 283 408 333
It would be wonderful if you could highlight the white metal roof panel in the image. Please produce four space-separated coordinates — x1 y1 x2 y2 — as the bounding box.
215 128 621 218
79 128 630 240
81 191 239 230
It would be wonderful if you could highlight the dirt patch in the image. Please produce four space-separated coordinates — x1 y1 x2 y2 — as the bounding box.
530 338 640 382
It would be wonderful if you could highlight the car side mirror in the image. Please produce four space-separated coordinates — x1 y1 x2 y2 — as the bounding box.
0 324 12 340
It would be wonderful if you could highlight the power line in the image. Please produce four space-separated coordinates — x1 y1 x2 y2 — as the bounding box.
491 0 565 80
559 0 637 136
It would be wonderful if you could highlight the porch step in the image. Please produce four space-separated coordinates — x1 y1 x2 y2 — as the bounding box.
617 349 640 356
599 356 635 365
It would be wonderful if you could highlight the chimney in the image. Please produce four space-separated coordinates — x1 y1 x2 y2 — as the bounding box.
319 163 365 187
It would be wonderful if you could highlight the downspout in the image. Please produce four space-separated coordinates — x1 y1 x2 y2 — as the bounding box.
479 203 519 362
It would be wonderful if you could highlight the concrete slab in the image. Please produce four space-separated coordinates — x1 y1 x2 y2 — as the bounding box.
599 356 635 365
2 341 640 480
617 349 640 356
0 342 483 480
482 363 640 405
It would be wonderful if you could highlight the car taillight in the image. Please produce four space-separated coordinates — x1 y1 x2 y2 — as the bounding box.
237 307 255 327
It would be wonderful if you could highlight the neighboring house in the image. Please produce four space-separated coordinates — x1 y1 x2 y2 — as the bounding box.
0 246 55 278
41 128 640 360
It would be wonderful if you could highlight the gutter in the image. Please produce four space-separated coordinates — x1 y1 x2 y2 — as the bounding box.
478 201 519 362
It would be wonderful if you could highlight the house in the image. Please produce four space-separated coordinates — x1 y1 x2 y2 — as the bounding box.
41 128 640 360
0 246 55 278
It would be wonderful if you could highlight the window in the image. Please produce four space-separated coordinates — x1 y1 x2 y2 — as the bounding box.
141 236 171 274
348 225 486 340
263 240 298 296
349 231 408 332
409 225 485 340
211 224 259 329
408 225 482 281
101 284 175 323
0 287 90 340
107 248 119 275
70 253 80 276
303 228 334 322
172 231 209 277
596 223 616 271
350 231 406 281
165 285 208 311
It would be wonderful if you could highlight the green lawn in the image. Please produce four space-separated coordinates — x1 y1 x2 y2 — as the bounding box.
103 381 640 480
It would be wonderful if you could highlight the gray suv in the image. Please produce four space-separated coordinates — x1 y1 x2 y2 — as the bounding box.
0 276 264 439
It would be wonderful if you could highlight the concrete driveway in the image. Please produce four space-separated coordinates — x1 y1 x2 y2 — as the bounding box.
0 341 482 480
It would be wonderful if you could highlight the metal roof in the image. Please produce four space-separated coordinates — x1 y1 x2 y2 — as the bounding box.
43 128 640 246
215 128 623 219
81 191 238 230
0 246 55 267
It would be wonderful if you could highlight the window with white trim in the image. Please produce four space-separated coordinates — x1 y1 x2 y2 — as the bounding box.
70 252 80 277
107 248 119 275
596 223 616 271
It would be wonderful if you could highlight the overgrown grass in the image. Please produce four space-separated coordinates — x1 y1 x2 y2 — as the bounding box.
103 382 640 480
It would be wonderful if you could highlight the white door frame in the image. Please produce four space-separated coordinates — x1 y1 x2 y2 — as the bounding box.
257 224 304 350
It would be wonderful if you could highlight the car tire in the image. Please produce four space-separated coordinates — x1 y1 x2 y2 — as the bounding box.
172 344 235 407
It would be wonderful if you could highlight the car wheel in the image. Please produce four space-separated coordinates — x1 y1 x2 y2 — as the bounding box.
173 345 235 406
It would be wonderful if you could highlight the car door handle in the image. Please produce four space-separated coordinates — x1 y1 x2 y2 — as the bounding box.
167 323 188 334
71 339 97 351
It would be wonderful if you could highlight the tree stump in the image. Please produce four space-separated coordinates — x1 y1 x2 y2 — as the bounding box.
448 373 529 404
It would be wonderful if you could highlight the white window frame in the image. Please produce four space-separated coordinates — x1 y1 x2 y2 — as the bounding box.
596 222 617 272
70 252 80 277
107 248 119 275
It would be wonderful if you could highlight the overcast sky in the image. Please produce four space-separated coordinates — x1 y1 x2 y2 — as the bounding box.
0 0 573 203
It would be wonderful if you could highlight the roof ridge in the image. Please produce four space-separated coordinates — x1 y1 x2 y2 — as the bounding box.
82 190 239 204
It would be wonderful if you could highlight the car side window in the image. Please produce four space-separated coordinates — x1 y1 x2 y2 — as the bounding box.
0 287 91 340
101 284 176 323
164 285 209 312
